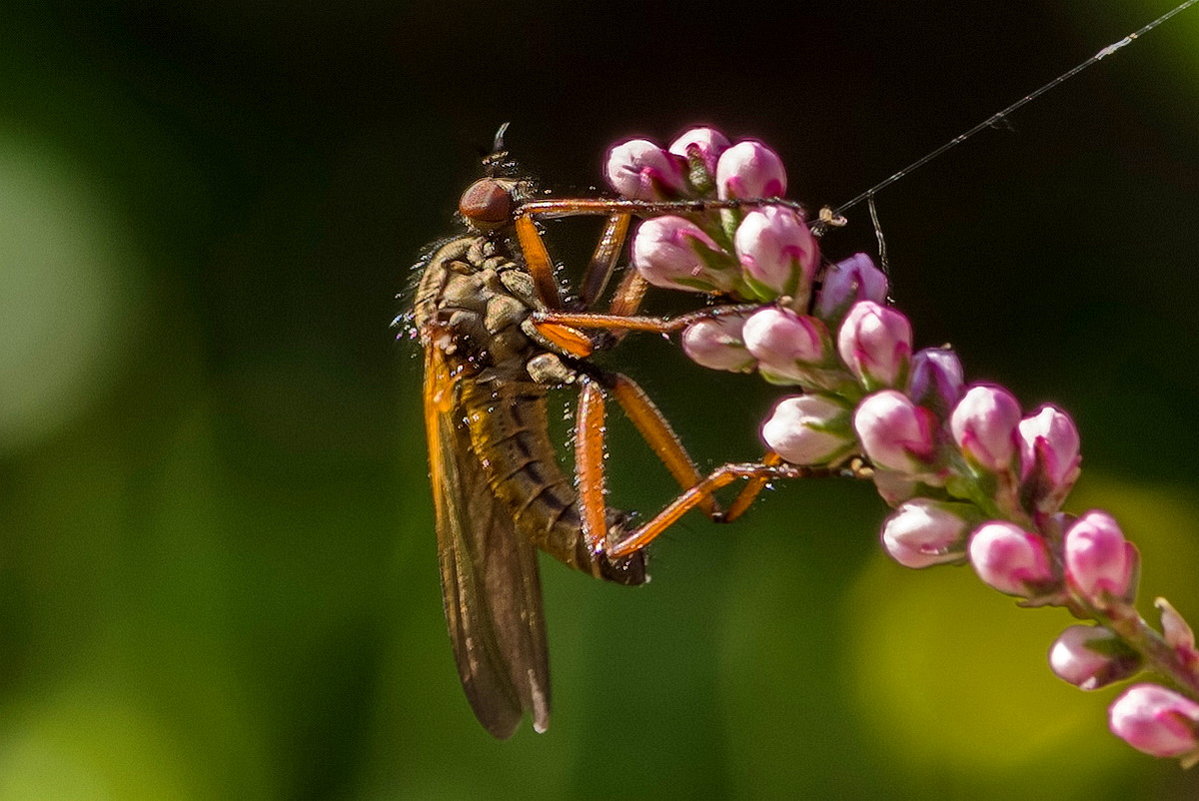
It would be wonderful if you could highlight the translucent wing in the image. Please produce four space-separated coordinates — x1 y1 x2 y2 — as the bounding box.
423 344 551 738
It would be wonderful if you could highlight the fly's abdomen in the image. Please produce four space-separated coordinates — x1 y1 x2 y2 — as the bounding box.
459 379 647 586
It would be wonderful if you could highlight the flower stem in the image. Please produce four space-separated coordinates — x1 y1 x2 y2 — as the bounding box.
1090 600 1199 698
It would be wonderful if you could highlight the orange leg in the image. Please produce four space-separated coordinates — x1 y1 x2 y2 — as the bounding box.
517 197 806 219
722 451 785 523
607 265 649 320
607 459 874 558
579 213 632 309
609 461 802 558
531 304 762 344
513 215 564 310
574 378 609 554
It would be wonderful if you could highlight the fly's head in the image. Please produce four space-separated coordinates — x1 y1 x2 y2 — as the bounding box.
458 176 521 232
459 125 535 234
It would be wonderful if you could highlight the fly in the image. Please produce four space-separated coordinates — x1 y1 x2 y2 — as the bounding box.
413 127 838 737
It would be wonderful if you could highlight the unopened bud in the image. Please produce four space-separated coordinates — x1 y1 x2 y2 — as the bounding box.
733 206 819 304
632 216 737 293
1064 510 1138 605
1158 598 1197 655
716 140 787 200
880 499 975 569
681 313 756 372
605 138 688 200
950 384 1021 473
668 126 731 189
761 394 855 466
814 252 888 322
908 347 964 417
742 307 833 386
968 521 1056 597
837 301 913 390
1110 684 1199 760
1018 405 1082 514
853 390 939 475
1049 625 1141 690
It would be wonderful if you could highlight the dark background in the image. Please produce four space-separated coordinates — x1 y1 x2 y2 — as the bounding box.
2 1 1198 798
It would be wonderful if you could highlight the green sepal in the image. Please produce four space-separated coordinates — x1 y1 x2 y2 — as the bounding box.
684 150 716 197
1081 630 1141 662
741 273 783 303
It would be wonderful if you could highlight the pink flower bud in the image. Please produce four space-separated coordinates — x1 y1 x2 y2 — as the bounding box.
761 394 855 466
814 253 889 321
853 390 939 474
716 140 787 199
837 301 913 389
968 521 1055 597
668 126 731 179
605 139 688 200
1110 684 1199 759
632 216 735 293
949 384 1021 473
1157 598 1198 659
880 499 973 569
1018 405 1082 512
742 307 831 385
734 207 819 303
908 347 964 415
1049 625 1140 690
681 313 756 373
1064 510 1137 603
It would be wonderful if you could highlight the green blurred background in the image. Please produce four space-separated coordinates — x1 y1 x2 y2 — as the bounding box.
2 1 1198 798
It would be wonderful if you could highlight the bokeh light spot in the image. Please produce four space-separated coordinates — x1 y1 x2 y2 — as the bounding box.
0 136 142 452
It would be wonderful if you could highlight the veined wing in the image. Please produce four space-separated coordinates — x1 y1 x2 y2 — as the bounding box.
423 344 551 738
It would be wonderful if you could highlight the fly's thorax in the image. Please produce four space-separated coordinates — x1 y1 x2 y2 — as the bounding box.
416 235 580 387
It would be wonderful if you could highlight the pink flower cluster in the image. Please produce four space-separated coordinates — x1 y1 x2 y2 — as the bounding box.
605 127 1199 765
607 129 816 305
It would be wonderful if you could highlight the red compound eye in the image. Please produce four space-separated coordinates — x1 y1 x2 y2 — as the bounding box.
458 178 512 230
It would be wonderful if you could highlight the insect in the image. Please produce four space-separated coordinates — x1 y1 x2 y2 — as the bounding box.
413 128 839 737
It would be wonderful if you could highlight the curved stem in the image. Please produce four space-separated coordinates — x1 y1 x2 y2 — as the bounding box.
1089 600 1199 698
